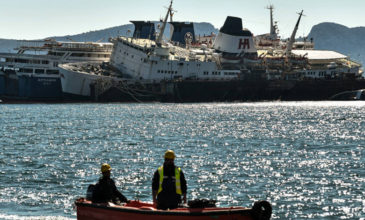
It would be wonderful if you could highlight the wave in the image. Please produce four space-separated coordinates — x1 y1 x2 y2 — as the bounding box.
0 214 74 220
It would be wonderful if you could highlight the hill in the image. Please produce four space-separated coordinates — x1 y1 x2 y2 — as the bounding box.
307 22 365 66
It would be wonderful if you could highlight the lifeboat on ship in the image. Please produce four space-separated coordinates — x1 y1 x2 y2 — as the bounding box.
74 198 272 220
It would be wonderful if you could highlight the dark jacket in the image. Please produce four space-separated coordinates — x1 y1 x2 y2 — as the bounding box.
92 176 128 204
152 164 187 209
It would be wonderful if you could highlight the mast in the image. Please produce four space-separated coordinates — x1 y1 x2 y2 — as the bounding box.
285 10 304 57
267 5 277 40
169 4 176 40
156 0 173 46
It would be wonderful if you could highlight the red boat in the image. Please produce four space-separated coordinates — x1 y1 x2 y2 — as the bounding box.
75 198 272 220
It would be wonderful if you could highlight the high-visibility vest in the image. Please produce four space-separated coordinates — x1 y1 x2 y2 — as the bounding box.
157 166 182 195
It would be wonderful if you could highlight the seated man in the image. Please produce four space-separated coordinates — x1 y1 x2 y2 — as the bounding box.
92 163 129 204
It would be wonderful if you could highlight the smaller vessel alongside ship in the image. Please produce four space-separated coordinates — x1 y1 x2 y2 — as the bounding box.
329 89 365 100
0 40 113 101
75 198 272 220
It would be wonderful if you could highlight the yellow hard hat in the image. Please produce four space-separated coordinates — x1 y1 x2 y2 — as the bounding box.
101 163 112 173
164 150 175 159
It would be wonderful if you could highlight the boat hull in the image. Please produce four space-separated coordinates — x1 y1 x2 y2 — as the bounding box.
75 199 262 220
0 70 63 100
18 75 62 99
60 62 113 97
0 72 5 95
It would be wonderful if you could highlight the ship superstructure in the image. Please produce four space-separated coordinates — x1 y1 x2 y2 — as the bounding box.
254 5 314 50
109 1 243 82
253 7 362 80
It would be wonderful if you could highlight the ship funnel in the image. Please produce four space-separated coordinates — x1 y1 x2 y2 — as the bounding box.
220 16 244 36
130 21 156 40
213 16 257 64
170 22 196 46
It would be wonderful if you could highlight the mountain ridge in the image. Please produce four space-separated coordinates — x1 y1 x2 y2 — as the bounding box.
1 22 364 66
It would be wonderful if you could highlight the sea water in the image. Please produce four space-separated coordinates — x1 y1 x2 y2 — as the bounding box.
0 102 364 219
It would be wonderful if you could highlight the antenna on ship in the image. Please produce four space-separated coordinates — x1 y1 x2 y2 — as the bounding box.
285 10 304 57
169 4 177 40
156 0 173 46
169 5 176 22
266 5 278 40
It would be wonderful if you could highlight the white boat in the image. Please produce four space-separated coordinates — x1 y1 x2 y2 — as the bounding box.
0 40 113 99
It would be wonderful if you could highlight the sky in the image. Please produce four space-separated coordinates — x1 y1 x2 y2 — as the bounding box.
1 0 364 40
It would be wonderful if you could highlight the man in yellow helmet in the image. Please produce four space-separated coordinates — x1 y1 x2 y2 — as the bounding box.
92 163 129 204
152 150 187 210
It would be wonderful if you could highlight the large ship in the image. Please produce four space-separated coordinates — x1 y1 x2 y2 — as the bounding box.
0 40 113 101
59 1 364 102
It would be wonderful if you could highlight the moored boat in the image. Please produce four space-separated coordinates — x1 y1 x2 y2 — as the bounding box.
74 198 272 220
0 40 113 101
59 1 364 103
